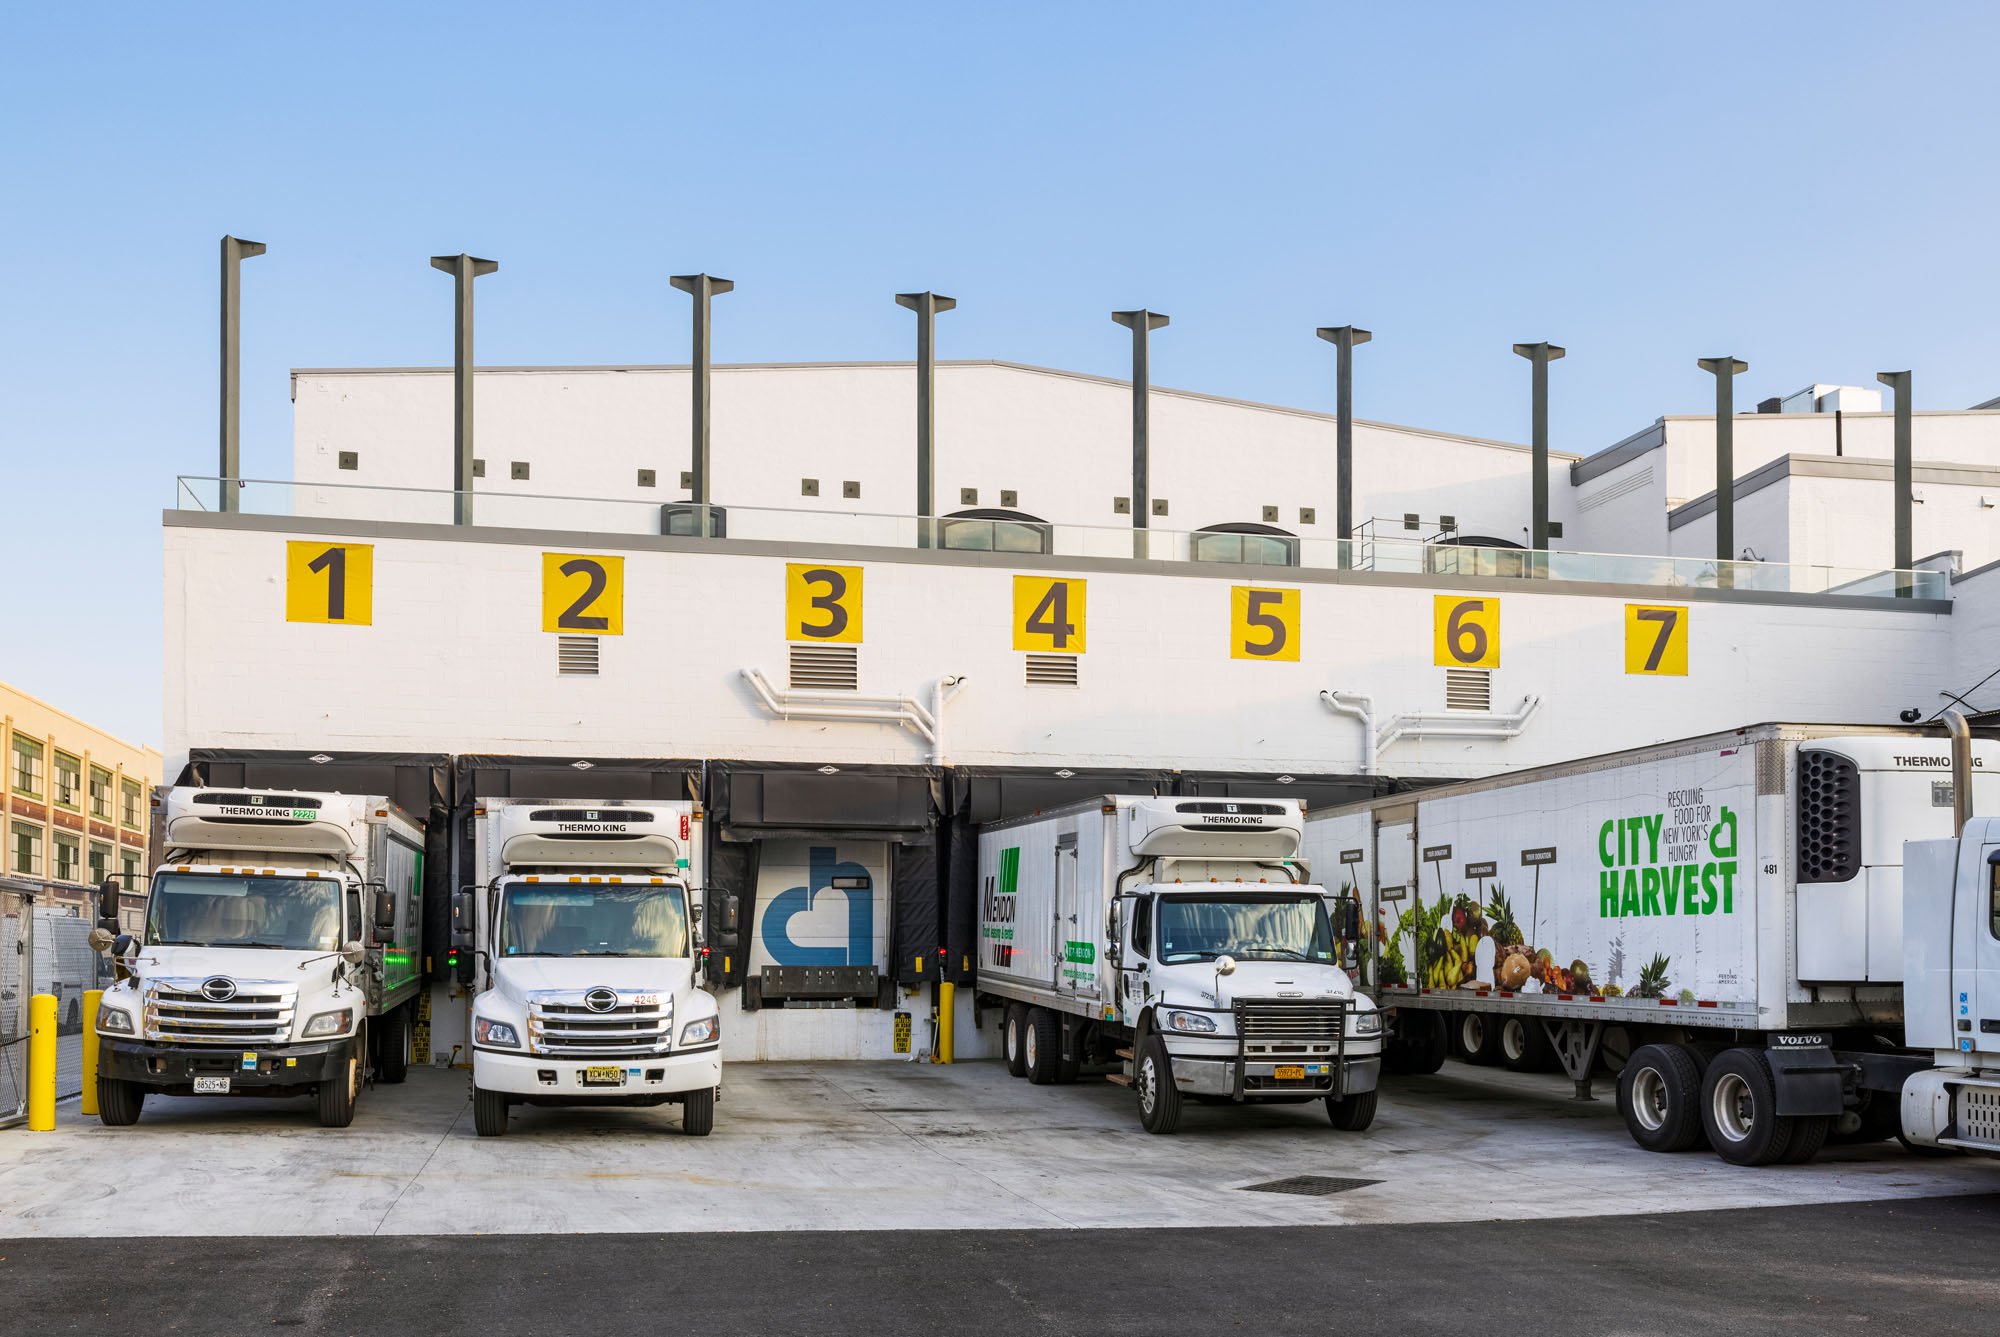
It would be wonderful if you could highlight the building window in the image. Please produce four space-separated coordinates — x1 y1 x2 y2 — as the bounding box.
1190 523 1301 567
89 766 112 818
12 735 43 797
89 841 111 885
54 752 81 808
121 779 142 829
938 509 1053 555
12 822 43 877
54 833 80 884
120 849 140 887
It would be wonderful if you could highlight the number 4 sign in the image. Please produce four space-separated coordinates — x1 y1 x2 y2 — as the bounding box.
1013 576 1086 653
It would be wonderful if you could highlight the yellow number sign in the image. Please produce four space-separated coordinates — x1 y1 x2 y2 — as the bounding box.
542 553 625 634
285 541 374 626
1013 576 1086 653
1625 603 1688 675
1434 595 1499 668
786 563 863 643
1230 586 1299 661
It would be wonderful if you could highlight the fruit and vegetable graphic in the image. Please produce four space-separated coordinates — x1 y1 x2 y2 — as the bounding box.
1393 879 1619 997
1631 952 1673 999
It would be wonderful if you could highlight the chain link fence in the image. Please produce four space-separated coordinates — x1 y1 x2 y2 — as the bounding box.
31 905 110 1102
1 890 27 1125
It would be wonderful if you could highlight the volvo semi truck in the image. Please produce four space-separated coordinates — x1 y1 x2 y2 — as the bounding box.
1304 722 2000 1166
459 798 720 1137
92 787 427 1127
975 795 1382 1134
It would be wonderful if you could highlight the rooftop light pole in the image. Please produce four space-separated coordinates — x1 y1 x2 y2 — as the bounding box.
1877 369 1914 595
218 235 266 512
1112 309 1169 559
430 253 500 526
672 273 734 538
897 291 957 549
1512 341 1565 554
1316 325 1371 567
1697 355 1748 579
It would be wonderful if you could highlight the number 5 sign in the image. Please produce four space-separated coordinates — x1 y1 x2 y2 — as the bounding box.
1230 586 1299 661
1433 596 1499 668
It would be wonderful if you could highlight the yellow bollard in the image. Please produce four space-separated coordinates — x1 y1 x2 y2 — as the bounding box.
936 980 955 1064
81 989 103 1116
28 994 56 1131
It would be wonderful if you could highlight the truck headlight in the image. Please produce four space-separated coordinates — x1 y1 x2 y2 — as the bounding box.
303 1008 353 1038
680 1017 718 1045
1352 1011 1382 1036
96 1005 134 1035
475 1017 522 1048
1166 1010 1217 1033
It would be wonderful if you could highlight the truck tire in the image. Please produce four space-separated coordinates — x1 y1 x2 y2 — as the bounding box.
682 1086 716 1137
377 1004 411 1085
1024 1008 1060 1086
1617 1043 1705 1152
472 1083 509 1137
1325 1088 1378 1132
97 1075 145 1127
1397 1011 1448 1076
1781 1114 1830 1164
1136 1035 1182 1134
1700 1047 1792 1166
1003 1004 1029 1078
317 1040 361 1129
1455 1013 1502 1066
1500 1016 1554 1072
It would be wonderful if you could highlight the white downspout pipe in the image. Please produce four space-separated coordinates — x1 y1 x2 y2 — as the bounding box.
1319 689 1377 775
741 667 966 757
931 675 967 767
1375 694 1543 756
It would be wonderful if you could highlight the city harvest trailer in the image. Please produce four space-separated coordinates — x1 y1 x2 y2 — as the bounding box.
1303 723 2000 1166
976 796 1382 1134
456 798 721 1137
92 787 427 1128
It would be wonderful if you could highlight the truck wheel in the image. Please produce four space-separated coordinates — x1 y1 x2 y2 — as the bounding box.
1618 1044 1705 1152
1136 1035 1182 1134
97 1075 145 1127
681 1087 716 1137
317 1042 361 1129
1399 1011 1448 1076
1700 1048 1791 1166
1024 1008 1060 1086
1325 1088 1378 1132
1455 1013 1502 1066
1003 1004 1029 1078
1781 1114 1830 1164
1500 1016 1554 1072
377 1004 411 1085
472 1083 509 1137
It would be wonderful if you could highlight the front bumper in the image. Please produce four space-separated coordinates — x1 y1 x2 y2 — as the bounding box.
473 1045 721 1100
99 1037 352 1092
1170 1052 1381 1100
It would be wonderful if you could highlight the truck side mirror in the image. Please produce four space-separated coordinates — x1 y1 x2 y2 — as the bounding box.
1342 898 1362 941
96 878 121 928
371 886 396 934
716 894 739 937
451 887 476 948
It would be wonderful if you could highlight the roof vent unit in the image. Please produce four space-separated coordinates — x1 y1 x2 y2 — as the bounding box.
1779 384 1881 415
1125 797 1304 859
492 802 689 870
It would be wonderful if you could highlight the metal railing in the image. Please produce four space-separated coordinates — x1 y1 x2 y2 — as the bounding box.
175 476 1948 600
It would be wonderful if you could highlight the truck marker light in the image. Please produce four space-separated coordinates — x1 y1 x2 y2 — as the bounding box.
306 871 319 878
1698 1000 1719 1008
569 876 581 883
1659 998 1679 1006
286 1058 296 1067
525 875 540 883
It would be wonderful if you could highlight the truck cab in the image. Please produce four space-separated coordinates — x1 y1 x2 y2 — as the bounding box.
462 800 721 1137
1902 809 2000 1154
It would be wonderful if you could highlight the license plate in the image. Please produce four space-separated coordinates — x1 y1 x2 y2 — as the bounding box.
1274 1065 1306 1081
193 1076 231 1095
583 1065 626 1087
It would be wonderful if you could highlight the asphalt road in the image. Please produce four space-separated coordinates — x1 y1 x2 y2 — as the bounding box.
8 1194 1999 1336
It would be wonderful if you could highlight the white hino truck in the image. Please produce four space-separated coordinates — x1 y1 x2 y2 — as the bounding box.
976 795 1383 1134
1304 722 2000 1166
92 787 427 1128
458 798 721 1137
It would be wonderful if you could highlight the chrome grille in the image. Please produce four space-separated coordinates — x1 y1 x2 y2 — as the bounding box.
145 979 297 1045
528 994 673 1058
1234 1000 1347 1058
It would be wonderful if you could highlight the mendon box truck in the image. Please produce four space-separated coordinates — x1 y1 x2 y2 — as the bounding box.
457 797 721 1137
91 787 427 1128
976 795 1383 1134
1303 722 2000 1166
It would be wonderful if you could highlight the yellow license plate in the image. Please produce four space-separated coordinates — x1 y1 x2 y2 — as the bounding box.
584 1065 626 1086
1274 1065 1307 1081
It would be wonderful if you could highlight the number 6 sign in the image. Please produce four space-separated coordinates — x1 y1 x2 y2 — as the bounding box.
1433 595 1499 668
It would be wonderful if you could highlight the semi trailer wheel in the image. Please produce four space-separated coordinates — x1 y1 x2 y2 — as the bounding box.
472 1083 509 1137
1325 1089 1378 1132
1024 1008 1061 1085
1396 1011 1448 1075
1003 1004 1029 1078
377 1004 411 1085
1455 1013 1502 1066
681 1086 716 1137
1617 1043 1705 1152
317 1041 361 1129
1500 1016 1554 1072
1135 1035 1182 1134
1781 1115 1830 1165
1700 1048 1792 1166
97 1075 145 1127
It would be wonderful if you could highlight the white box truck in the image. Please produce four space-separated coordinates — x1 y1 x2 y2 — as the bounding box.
458 798 721 1137
92 787 427 1127
1304 722 2000 1165
976 795 1383 1134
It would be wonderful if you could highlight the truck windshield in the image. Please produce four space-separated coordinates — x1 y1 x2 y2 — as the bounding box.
499 884 689 958
145 873 344 951
1156 895 1334 965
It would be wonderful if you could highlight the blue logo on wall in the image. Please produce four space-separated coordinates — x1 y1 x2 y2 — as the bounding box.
763 846 874 966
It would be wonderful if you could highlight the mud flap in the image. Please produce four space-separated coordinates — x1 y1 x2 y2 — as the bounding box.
1767 1037 1845 1117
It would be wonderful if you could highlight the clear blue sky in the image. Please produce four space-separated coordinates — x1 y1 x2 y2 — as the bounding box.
4 4 1997 748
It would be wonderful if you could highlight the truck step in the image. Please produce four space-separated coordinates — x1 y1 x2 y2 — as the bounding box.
1105 1073 1133 1088
1114 1047 1133 1060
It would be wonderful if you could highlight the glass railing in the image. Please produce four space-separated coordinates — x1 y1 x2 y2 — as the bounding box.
174 476 1948 600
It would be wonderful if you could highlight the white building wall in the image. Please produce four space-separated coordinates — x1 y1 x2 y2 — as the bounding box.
1666 476 1794 565
1948 561 2000 713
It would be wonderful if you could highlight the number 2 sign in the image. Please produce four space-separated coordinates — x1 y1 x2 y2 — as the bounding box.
542 553 625 634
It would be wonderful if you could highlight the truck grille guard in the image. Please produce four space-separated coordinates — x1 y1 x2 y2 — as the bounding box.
144 978 298 1046
1231 998 1351 1097
526 991 675 1059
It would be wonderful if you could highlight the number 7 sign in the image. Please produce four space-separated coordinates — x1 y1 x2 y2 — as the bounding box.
1625 603 1689 675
